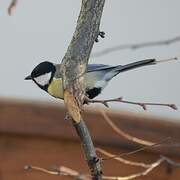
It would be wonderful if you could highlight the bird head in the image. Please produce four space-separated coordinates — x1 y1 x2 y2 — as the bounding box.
25 61 56 91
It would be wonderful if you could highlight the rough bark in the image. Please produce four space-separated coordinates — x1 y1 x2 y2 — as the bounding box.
60 0 105 179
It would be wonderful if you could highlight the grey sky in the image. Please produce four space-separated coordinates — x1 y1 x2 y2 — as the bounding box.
0 0 180 119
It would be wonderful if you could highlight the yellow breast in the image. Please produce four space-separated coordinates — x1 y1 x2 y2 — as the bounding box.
47 78 64 99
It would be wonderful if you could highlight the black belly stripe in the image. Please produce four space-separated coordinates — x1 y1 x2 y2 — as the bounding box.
86 88 102 99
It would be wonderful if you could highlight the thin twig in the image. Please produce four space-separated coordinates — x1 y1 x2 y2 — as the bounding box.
24 156 180 180
24 165 59 175
100 109 154 146
24 165 91 180
97 137 171 162
24 158 163 180
92 36 180 58
156 56 179 64
97 148 151 168
8 0 18 15
87 96 177 110
102 157 165 180
161 156 180 167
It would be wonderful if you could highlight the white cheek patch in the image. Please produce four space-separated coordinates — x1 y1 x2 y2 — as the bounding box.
34 72 52 86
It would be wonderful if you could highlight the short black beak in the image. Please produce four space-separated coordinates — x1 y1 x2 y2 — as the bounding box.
24 75 32 80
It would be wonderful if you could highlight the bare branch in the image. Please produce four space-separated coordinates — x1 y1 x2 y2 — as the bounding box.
99 109 155 146
156 56 179 64
101 155 180 180
8 0 18 16
98 138 171 162
25 159 162 180
24 165 90 180
73 120 103 178
60 0 106 179
92 36 180 58
24 159 163 180
87 96 177 110
24 165 60 175
97 137 171 161
161 156 180 167
97 148 151 168
24 156 180 180
102 157 165 180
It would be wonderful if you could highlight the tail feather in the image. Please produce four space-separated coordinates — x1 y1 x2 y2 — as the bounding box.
104 59 156 81
116 59 156 73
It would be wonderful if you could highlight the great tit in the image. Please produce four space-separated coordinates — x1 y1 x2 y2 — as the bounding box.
25 59 156 99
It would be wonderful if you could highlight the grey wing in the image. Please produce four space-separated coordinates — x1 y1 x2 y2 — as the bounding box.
86 64 123 80
54 64 120 79
87 64 114 72
85 64 122 91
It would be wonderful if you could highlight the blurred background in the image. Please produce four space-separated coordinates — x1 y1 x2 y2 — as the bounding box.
1 1 180 180
0 0 180 118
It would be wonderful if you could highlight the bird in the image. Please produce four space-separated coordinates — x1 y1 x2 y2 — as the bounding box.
25 59 156 100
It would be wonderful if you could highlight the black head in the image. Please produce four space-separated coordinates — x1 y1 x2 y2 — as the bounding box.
25 61 56 90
